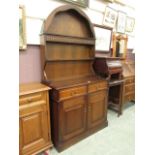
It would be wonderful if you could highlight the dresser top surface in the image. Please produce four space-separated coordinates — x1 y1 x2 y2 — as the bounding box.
19 83 51 96
43 75 107 90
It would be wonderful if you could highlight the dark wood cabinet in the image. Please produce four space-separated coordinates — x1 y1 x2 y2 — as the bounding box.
49 80 108 151
40 5 108 152
19 83 53 155
93 56 124 116
59 96 87 141
87 90 108 129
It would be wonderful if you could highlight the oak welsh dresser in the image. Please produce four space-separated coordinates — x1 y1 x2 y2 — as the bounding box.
40 5 108 152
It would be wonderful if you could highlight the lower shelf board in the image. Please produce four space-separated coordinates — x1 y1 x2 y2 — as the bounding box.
109 101 119 109
108 101 122 116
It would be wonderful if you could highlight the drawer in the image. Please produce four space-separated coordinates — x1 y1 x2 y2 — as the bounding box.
88 90 106 102
125 78 135 84
62 96 85 109
19 92 45 105
124 93 135 102
59 86 87 100
88 82 107 93
125 84 135 93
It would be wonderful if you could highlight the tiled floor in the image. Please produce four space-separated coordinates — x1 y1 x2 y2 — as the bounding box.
47 103 135 155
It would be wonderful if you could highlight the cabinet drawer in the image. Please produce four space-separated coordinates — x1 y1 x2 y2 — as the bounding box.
62 96 85 109
88 82 107 93
19 92 45 105
59 86 87 100
124 93 135 102
88 90 106 102
125 84 135 93
125 78 135 84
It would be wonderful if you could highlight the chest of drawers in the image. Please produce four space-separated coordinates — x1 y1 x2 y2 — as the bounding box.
19 83 53 155
123 76 135 104
121 60 135 105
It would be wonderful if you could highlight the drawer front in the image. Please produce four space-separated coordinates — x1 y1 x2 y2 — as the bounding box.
88 90 106 102
125 78 135 84
88 82 107 93
19 92 45 105
124 93 135 102
59 86 87 100
125 84 135 93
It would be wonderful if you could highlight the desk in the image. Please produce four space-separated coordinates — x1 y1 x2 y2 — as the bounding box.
93 57 124 116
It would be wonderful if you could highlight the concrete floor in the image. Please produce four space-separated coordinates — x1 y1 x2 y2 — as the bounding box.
45 103 135 155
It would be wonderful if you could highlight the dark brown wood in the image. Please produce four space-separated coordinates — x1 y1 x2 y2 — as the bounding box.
43 5 95 37
93 56 124 116
87 90 108 129
40 5 108 152
19 83 53 155
49 80 108 151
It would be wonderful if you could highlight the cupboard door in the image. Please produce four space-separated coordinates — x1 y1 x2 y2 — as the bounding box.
87 90 107 129
19 99 50 155
59 96 86 141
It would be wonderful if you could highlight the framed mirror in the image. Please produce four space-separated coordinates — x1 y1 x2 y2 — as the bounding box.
94 24 112 54
112 33 128 58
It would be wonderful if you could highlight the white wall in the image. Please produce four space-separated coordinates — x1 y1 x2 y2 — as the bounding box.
19 0 135 49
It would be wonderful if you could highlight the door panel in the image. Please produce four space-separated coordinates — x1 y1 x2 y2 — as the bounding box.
19 101 49 155
59 96 86 141
88 90 107 129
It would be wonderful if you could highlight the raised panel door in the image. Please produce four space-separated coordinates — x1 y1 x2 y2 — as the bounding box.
59 96 87 141
19 99 50 155
87 90 107 129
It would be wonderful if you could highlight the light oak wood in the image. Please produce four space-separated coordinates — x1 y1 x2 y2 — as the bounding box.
19 83 53 155
121 61 135 104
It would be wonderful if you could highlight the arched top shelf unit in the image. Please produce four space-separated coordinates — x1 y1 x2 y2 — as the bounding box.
40 5 97 82
43 5 95 38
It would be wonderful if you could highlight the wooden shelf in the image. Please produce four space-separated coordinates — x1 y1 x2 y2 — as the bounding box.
44 34 95 45
45 58 94 62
